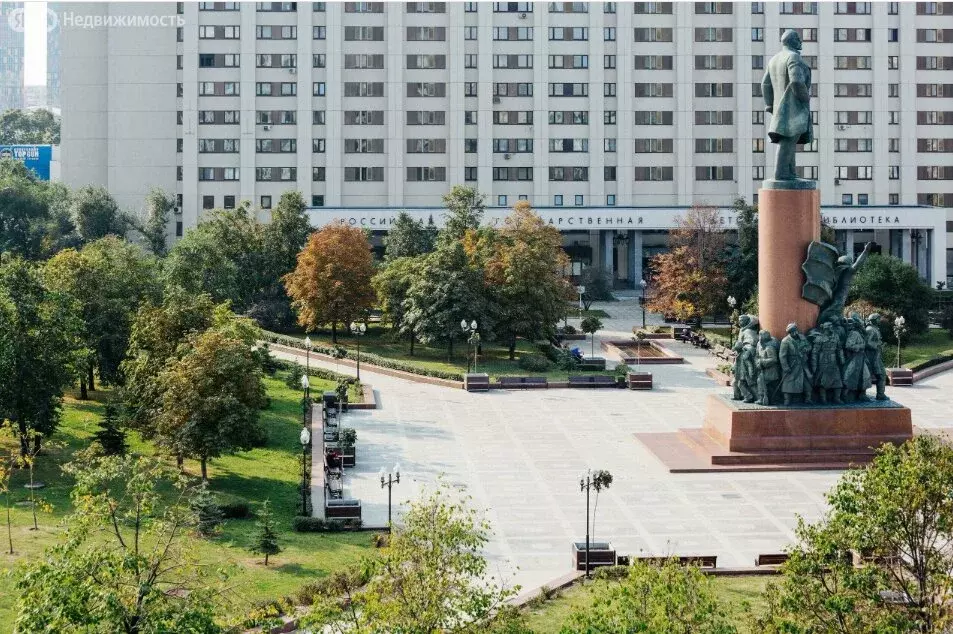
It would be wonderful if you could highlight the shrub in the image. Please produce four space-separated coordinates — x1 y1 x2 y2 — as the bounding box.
517 354 552 372
190 484 224 537
292 516 363 532
614 363 630 378
940 303 953 339
219 498 251 519
716 363 734 376
372 532 389 548
93 401 127 456
561 324 578 335
555 347 581 371
339 427 357 452
844 300 899 344
284 362 304 390
849 254 931 336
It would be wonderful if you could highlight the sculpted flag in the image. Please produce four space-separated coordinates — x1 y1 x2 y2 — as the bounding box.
801 241 839 308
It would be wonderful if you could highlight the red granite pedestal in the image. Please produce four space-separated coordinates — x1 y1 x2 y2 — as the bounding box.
636 395 913 473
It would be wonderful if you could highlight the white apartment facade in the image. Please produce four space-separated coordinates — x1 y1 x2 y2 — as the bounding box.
59 1 953 287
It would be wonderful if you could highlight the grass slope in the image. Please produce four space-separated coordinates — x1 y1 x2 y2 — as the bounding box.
0 373 373 631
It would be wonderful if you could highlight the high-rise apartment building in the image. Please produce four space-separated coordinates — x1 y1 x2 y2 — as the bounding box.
60 1 953 286
0 2 25 112
47 2 61 111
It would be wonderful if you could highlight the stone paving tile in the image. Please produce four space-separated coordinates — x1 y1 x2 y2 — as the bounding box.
275 343 953 592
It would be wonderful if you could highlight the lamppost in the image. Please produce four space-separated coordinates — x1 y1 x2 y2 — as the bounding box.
299 425 311 516
379 463 401 529
727 296 738 347
461 319 479 373
639 278 648 330
300 374 310 428
576 285 586 321
304 335 313 375
349 321 367 381
580 469 594 578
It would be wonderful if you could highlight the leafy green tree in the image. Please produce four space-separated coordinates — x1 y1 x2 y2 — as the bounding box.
756 436 953 634
561 560 737 634
385 211 437 260
155 327 267 481
0 258 83 456
440 185 485 245
0 158 60 260
304 485 524 633
92 401 128 456
70 185 128 243
252 191 312 328
849 254 933 336
14 455 224 633
137 188 175 256
404 242 491 359
372 256 426 354
283 224 376 342
190 483 224 538
45 236 160 394
487 202 573 358
0 108 60 144
580 315 603 358
251 500 281 566
726 198 759 308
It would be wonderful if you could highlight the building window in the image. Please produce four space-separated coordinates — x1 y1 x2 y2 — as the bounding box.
465 167 477 181
888 28 899 42
575 195 584 206
604 111 616 124
604 83 616 97
498 195 507 207
554 195 563 206
889 138 900 152
604 166 617 181
223 195 236 209
888 56 900 70
604 55 616 69
889 166 900 179
752 55 764 70
753 111 764 125
465 139 477 153
607 195 616 206
465 111 477 125
753 139 765 152
889 193 899 205
753 166 765 180
890 111 900 125
842 194 853 205
858 194 869 205
261 195 272 209
202 195 214 209
313 83 326 96
604 139 616 152
752 27 763 41
313 26 326 39
465 54 477 68
465 26 477 40
175 221 183 237
603 27 616 41
465 1 478 10
312 195 324 206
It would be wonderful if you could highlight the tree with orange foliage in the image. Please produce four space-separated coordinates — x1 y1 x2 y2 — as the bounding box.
283 224 375 342
487 201 573 358
647 205 729 326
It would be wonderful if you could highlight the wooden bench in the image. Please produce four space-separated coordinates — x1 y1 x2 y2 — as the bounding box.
463 373 490 392
578 357 607 371
498 376 549 389
569 375 617 388
627 372 653 390
756 553 789 567
887 368 913 386
637 555 718 569
325 498 362 520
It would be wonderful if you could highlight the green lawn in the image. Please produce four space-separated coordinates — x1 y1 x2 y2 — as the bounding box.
894 328 953 369
523 574 772 633
0 372 374 631
285 325 619 380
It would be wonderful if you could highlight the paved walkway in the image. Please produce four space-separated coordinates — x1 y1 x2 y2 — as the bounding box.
272 346 953 593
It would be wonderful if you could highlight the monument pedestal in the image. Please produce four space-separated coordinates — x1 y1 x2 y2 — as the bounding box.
758 186 820 340
636 395 913 473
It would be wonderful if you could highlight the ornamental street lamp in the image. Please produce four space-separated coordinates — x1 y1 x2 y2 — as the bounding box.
579 469 594 578
300 374 310 428
639 278 648 330
727 296 738 347
461 319 479 373
349 322 367 381
576 285 586 320
379 463 401 529
304 335 313 375
299 425 311 516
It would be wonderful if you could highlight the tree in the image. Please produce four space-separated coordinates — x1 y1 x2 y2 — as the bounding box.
441 185 485 244
251 500 281 566
726 198 759 308
0 108 60 144
561 559 737 634
647 205 729 326
372 256 426 354
155 327 267 481
253 191 312 329
0 158 75 260
137 188 175 256
487 202 573 358
70 185 128 243
0 258 83 456
581 316 603 358
385 211 437 260
849 254 933 337
303 485 524 633
284 224 376 343
14 455 224 633
404 242 490 359
92 401 128 456
45 236 160 395
190 483 223 538
756 436 953 634
0 426 14 554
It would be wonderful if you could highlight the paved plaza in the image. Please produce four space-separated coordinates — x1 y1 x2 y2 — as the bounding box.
276 328 953 594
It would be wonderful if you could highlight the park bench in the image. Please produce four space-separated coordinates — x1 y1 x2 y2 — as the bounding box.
578 357 607 371
637 555 718 569
569 375 617 388
464 373 490 392
325 480 343 500
675 328 693 343
498 376 548 389
756 553 789 567
325 498 362 520
690 333 711 349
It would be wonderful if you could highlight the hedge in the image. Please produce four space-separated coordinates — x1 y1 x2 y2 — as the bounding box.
292 516 363 532
262 330 465 382
270 357 363 399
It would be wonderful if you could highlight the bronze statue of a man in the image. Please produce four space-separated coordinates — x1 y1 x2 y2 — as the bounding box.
762 29 814 183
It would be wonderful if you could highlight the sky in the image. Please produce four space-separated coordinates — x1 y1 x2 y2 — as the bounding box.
24 1 48 86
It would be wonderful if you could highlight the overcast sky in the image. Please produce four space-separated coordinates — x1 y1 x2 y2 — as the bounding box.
24 1 48 86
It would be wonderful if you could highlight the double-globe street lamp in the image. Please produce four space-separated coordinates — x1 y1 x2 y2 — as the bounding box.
579 468 612 578
727 296 738 347
639 278 648 329
304 335 313 374
461 319 479 373
299 423 311 516
379 463 401 529
349 321 367 381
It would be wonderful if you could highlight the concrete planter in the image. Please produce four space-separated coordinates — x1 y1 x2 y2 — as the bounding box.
463 373 490 392
627 371 653 390
572 541 616 571
887 367 913 386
